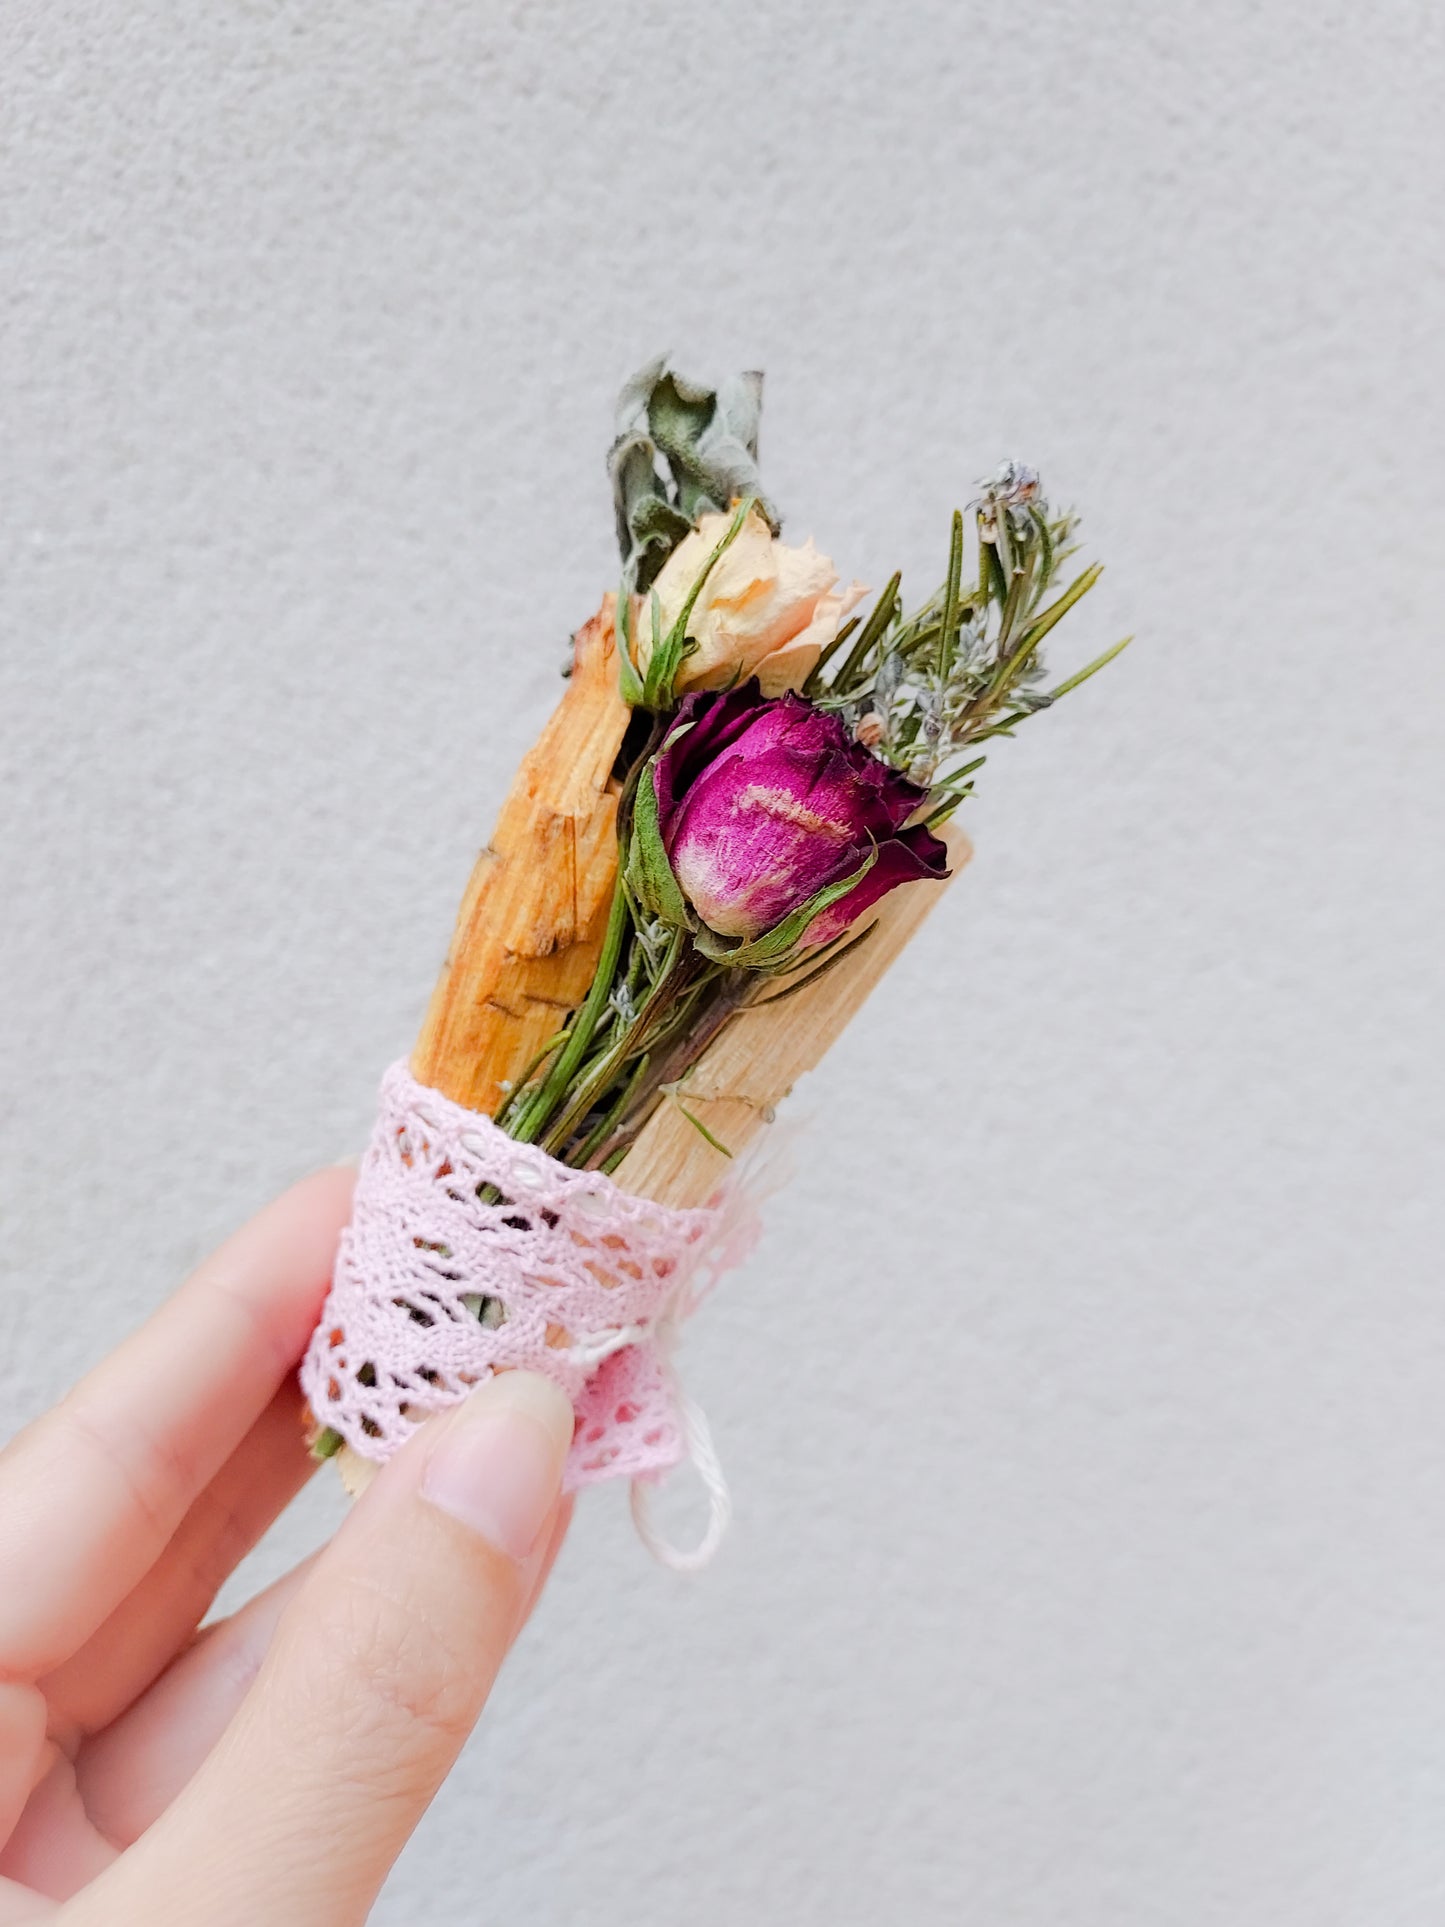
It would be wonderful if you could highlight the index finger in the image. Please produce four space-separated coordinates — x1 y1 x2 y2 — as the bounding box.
0 1165 354 1680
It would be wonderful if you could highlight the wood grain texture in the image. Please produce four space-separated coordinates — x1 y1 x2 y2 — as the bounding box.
334 827 968 1500
612 824 970 1209
410 599 631 1115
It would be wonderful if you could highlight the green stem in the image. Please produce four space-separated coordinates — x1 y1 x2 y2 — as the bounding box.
1048 631 1133 700
830 571 901 695
541 928 687 1154
1018 561 1104 655
937 511 964 683
572 1050 653 1167
802 613 862 694
507 877 631 1144
586 968 750 1167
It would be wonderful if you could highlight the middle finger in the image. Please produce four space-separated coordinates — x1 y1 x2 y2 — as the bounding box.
39 1381 323 1739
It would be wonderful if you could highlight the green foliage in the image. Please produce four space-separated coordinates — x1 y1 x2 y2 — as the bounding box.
805 461 1130 821
624 757 692 926
501 397 1131 1180
609 359 777 595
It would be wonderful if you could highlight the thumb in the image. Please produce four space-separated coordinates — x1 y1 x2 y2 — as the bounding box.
79 1371 575 1927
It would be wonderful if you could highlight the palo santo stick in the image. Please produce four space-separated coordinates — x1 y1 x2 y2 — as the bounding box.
334 609 626 1499
613 825 969 1210
411 599 630 1115
334 828 968 1500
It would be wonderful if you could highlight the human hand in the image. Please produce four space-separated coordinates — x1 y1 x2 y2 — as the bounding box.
0 1170 574 1926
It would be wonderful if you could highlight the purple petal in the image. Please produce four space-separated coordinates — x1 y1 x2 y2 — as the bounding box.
801 823 951 948
666 745 864 938
652 681 767 836
648 681 943 943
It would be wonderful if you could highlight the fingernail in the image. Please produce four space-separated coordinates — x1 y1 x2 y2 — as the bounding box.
421 1373 574 1560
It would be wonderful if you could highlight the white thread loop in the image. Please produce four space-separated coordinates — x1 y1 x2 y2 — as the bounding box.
626 1295 732 1571
561 1322 651 1370
629 1392 733 1573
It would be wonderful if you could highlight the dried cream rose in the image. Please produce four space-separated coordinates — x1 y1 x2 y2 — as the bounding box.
636 506 866 697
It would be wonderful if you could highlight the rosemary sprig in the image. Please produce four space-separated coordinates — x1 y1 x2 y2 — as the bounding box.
502 876 633 1145
810 461 1128 813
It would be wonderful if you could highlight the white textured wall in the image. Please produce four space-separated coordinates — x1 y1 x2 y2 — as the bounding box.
3 4 1442 1921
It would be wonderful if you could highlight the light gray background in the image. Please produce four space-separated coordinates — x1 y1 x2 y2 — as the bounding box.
3 3 1443 1921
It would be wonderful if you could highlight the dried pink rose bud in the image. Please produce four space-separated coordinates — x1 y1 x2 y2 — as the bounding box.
651 683 950 945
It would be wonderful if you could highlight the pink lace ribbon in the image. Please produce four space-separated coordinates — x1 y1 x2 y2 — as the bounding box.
301 1062 751 1564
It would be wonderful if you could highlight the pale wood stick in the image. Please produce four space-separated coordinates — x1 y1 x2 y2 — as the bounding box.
335 607 627 1497
335 830 966 1496
611 826 969 1209
337 702 967 1493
